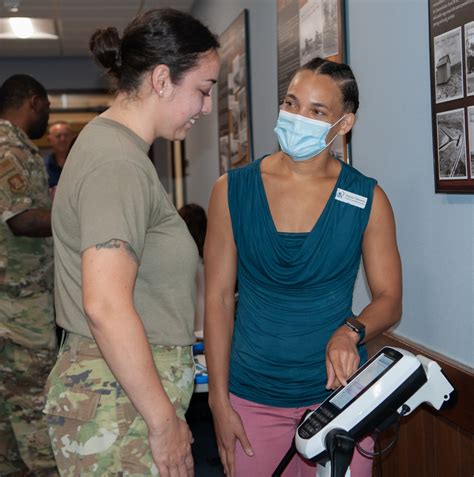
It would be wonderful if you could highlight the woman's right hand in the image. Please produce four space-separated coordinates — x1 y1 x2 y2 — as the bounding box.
148 406 194 477
211 400 253 477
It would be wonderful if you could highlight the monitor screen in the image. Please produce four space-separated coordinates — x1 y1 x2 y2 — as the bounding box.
330 353 395 410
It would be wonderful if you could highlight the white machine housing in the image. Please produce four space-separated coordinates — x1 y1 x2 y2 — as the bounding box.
295 346 454 462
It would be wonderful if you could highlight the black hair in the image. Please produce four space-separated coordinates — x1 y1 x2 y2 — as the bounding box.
298 57 359 114
89 8 220 93
178 203 207 258
0 74 48 113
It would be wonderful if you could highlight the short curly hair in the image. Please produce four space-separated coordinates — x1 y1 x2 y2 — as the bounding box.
0 74 47 113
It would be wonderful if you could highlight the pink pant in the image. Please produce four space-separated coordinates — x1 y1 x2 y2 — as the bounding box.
230 393 373 477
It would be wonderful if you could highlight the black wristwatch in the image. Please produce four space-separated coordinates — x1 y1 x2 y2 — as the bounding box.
344 317 366 344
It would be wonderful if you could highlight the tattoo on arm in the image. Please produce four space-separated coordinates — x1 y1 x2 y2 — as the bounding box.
95 239 139 264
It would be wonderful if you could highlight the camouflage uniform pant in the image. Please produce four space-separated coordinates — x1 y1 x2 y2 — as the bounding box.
0 338 59 477
44 333 195 477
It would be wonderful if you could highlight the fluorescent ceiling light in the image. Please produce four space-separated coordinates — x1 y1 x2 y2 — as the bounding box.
0 17 58 39
10 17 32 38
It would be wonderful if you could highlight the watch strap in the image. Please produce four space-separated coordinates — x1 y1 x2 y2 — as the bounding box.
344 317 365 344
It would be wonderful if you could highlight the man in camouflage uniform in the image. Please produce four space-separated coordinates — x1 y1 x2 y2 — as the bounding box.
0 74 58 476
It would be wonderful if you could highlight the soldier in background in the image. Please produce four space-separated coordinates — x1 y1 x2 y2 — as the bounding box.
0 74 58 476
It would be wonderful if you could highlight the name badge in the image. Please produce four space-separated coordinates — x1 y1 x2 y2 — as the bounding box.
335 188 367 209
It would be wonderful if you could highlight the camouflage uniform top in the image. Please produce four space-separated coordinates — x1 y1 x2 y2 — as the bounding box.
0 119 55 349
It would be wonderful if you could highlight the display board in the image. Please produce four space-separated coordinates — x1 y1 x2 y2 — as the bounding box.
429 0 474 193
217 10 253 174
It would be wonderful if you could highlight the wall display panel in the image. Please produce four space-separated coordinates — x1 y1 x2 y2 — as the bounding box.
217 10 253 175
429 0 474 193
277 0 348 162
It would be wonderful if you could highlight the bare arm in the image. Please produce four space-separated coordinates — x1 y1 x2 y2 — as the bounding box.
326 185 402 388
204 176 253 477
7 208 51 237
82 239 193 477
205 176 236 406
357 186 403 337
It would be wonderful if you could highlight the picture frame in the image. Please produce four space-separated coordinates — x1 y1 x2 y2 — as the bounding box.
217 10 253 174
428 1 474 193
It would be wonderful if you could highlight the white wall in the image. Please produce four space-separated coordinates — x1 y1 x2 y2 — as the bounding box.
189 0 473 367
186 0 278 208
347 0 473 366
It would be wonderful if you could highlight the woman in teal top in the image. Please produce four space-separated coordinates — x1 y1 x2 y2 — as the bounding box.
205 58 402 477
227 156 376 408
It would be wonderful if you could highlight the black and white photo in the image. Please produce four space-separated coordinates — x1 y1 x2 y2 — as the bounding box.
436 108 467 180
237 87 248 161
322 0 339 57
468 106 474 176
219 135 230 175
465 21 474 96
299 0 339 66
299 0 323 65
434 27 464 104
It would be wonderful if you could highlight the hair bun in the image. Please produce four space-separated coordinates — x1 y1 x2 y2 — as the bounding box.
89 27 122 73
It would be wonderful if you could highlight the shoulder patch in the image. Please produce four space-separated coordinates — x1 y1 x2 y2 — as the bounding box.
7 174 27 193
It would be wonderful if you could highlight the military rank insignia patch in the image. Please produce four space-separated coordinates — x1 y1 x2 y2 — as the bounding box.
8 174 27 193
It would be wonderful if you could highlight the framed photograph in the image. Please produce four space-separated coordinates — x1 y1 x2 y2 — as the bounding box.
217 10 253 174
434 27 464 104
436 108 467 180
466 21 474 96
277 0 349 162
429 1 474 193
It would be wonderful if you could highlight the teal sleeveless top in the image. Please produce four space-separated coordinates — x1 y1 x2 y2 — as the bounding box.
227 158 377 407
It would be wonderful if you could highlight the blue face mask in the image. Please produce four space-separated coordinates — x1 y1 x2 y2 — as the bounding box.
274 110 345 162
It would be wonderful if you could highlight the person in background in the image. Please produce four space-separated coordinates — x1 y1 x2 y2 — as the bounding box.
205 57 402 477
43 121 75 198
178 203 207 337
0 74 58 476
43 9 220 477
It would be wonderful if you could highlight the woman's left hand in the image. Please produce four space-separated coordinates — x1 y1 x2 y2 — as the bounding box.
325 326 360 390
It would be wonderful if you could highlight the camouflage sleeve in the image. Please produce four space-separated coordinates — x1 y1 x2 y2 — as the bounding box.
0 147 33 223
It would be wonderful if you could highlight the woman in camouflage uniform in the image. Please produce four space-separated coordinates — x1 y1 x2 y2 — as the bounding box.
44 9 220 477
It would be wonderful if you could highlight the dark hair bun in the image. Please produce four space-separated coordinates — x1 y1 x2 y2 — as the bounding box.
89 9 219 93
89 27 122 74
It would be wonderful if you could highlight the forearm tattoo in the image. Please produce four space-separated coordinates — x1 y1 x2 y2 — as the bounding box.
95 239 139 264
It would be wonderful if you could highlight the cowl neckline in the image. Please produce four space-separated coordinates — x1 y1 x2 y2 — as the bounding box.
257 158 346 241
